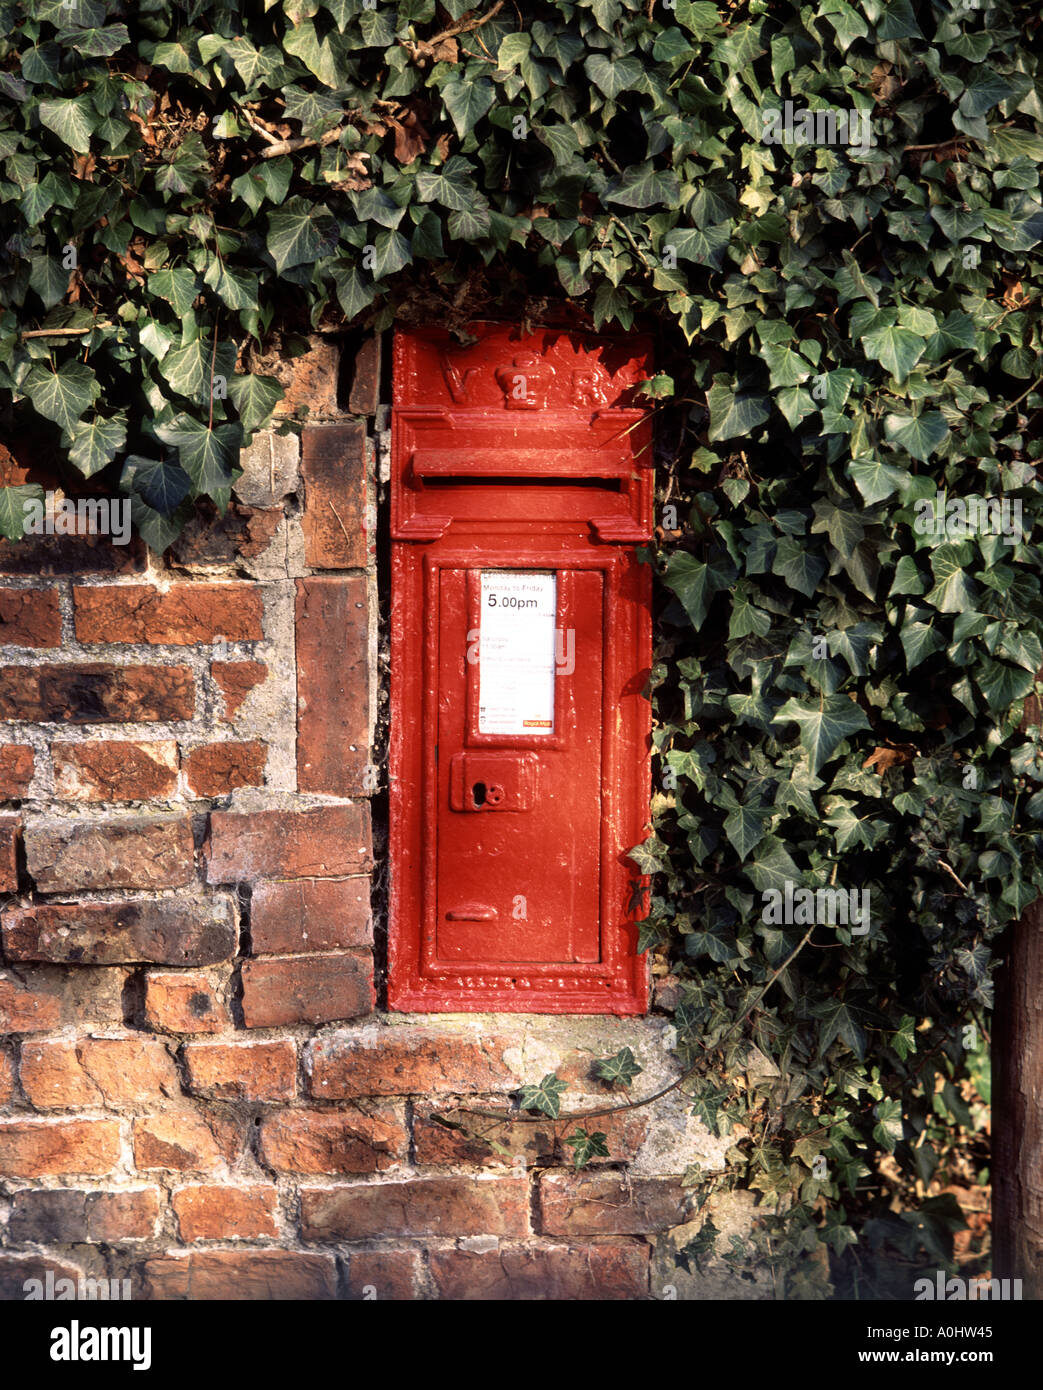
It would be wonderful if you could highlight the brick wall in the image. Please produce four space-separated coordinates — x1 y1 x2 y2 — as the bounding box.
0 334 739 1302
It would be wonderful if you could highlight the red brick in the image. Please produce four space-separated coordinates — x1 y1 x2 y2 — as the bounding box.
133 1113 237 1173
348 335 381 416
0 1118 120 1176
8 1187 160 1242
0 663 195 722
0 973 62 1033
142 1249 337 1300
0 1256 85 1300
251 878 371 955
25 815 195 891
301 1177 529 1241
270 335 340 419
428 1242 650 1300
0 1049 14 1102
241 954 373 1028
169 502 281 567
413 1103 650 1169
172 1185 278 1241
20 1036 179 1108
347 1249 420 1301
184 741 266 797
0 965 124 1033
3 898 235 966
74 583 263 645
0 744 33 798
88 1188 161 1241
308 1029 515 1099
212 660 266 719
258 1105 406 1174
0 587 61 646
538 1171 688 1236
0 814 16 891
183 1041 296 1101
144 973 225 1033
207 806 370 882
296 577 368 795
300 424 366 568
52 739 179 801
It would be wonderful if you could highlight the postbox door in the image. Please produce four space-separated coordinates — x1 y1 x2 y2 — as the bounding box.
433 565 603 966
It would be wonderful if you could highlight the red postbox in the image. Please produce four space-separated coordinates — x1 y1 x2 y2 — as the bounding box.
387 323 653 1014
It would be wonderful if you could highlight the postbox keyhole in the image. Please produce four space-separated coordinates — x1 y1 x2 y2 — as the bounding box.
472 781 487 807
486 784 504 805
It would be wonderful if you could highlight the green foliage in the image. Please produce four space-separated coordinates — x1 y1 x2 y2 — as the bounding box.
594 1046 644 1087
518 1073 568 1120
3 0 1042 1295
566 1128 610 1168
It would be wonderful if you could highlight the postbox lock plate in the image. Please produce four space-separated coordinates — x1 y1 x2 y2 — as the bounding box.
449 752 538 812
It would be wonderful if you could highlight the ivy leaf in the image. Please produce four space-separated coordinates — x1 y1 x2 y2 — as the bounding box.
925 544 978 614
849 458 905 505
0 485 45 541
25 362 100 434
773 536 827 597
773 696 871 775
594 1047 643 1087
149 267 200 317
872 1097 905 1151
519 1073 568 1119
38 98 97 154
441 75 495 139
68 416 126 478
228 375 284 434
707 380 770 441
884 412 949 462
121 455 192 515
607 163 681 209
724 805 768 860
566 1129 610 1169
584 53 643 99
155 416 239 496
862 318 925 382
662 551 738 627
266 199 323 274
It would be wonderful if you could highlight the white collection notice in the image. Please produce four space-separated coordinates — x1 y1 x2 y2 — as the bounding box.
478 571 557 736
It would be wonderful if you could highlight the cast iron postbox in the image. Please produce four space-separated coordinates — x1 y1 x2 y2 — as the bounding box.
388 323 653 1014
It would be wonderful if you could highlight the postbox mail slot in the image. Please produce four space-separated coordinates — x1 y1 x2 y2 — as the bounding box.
449 752 537 812
411 449 633 480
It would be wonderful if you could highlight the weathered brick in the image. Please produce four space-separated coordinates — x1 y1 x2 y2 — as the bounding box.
296 577 368 795
428 1242 650 1300
0 530 145 575
52 739 179 801
144 972 225 1033
234 429 299 509
270 335 340 419
308 1029 515 1099
142 1250 337 1300
207 806 371 882
0 966 124 1033
133 1113 238 1173
0 1256 85 1301
0 663 195 723
301 1177 529 1241
413 1103 650 1169
183 1041 296 1101
169 502 281 568
8 1187 159 1246
0 973 62 1033
88 1188 161 1241
241 955 373 1028
348 334 381 416
25 815 195 891
300 424 367 568
172 1185 278 1241
3 898 235 966
0 1049 14 1102
539 1171 688 1236
0 814 16 891
0 587 61 647
0 1119 120 1176
74 583 263 645
9 1189 89 1243
258 1105 406 1174
184 741 267 797
251 878 371 955
212 660 267 719
347 1249 420 1301
20 1036 180 1109
0 744 33 798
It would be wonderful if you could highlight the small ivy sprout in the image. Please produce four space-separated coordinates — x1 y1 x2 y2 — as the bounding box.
518 1073 567 1119
594 1046 643 1088
566 1129 610 1169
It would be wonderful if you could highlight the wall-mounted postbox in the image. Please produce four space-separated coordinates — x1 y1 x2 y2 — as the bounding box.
387 323 653 1014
